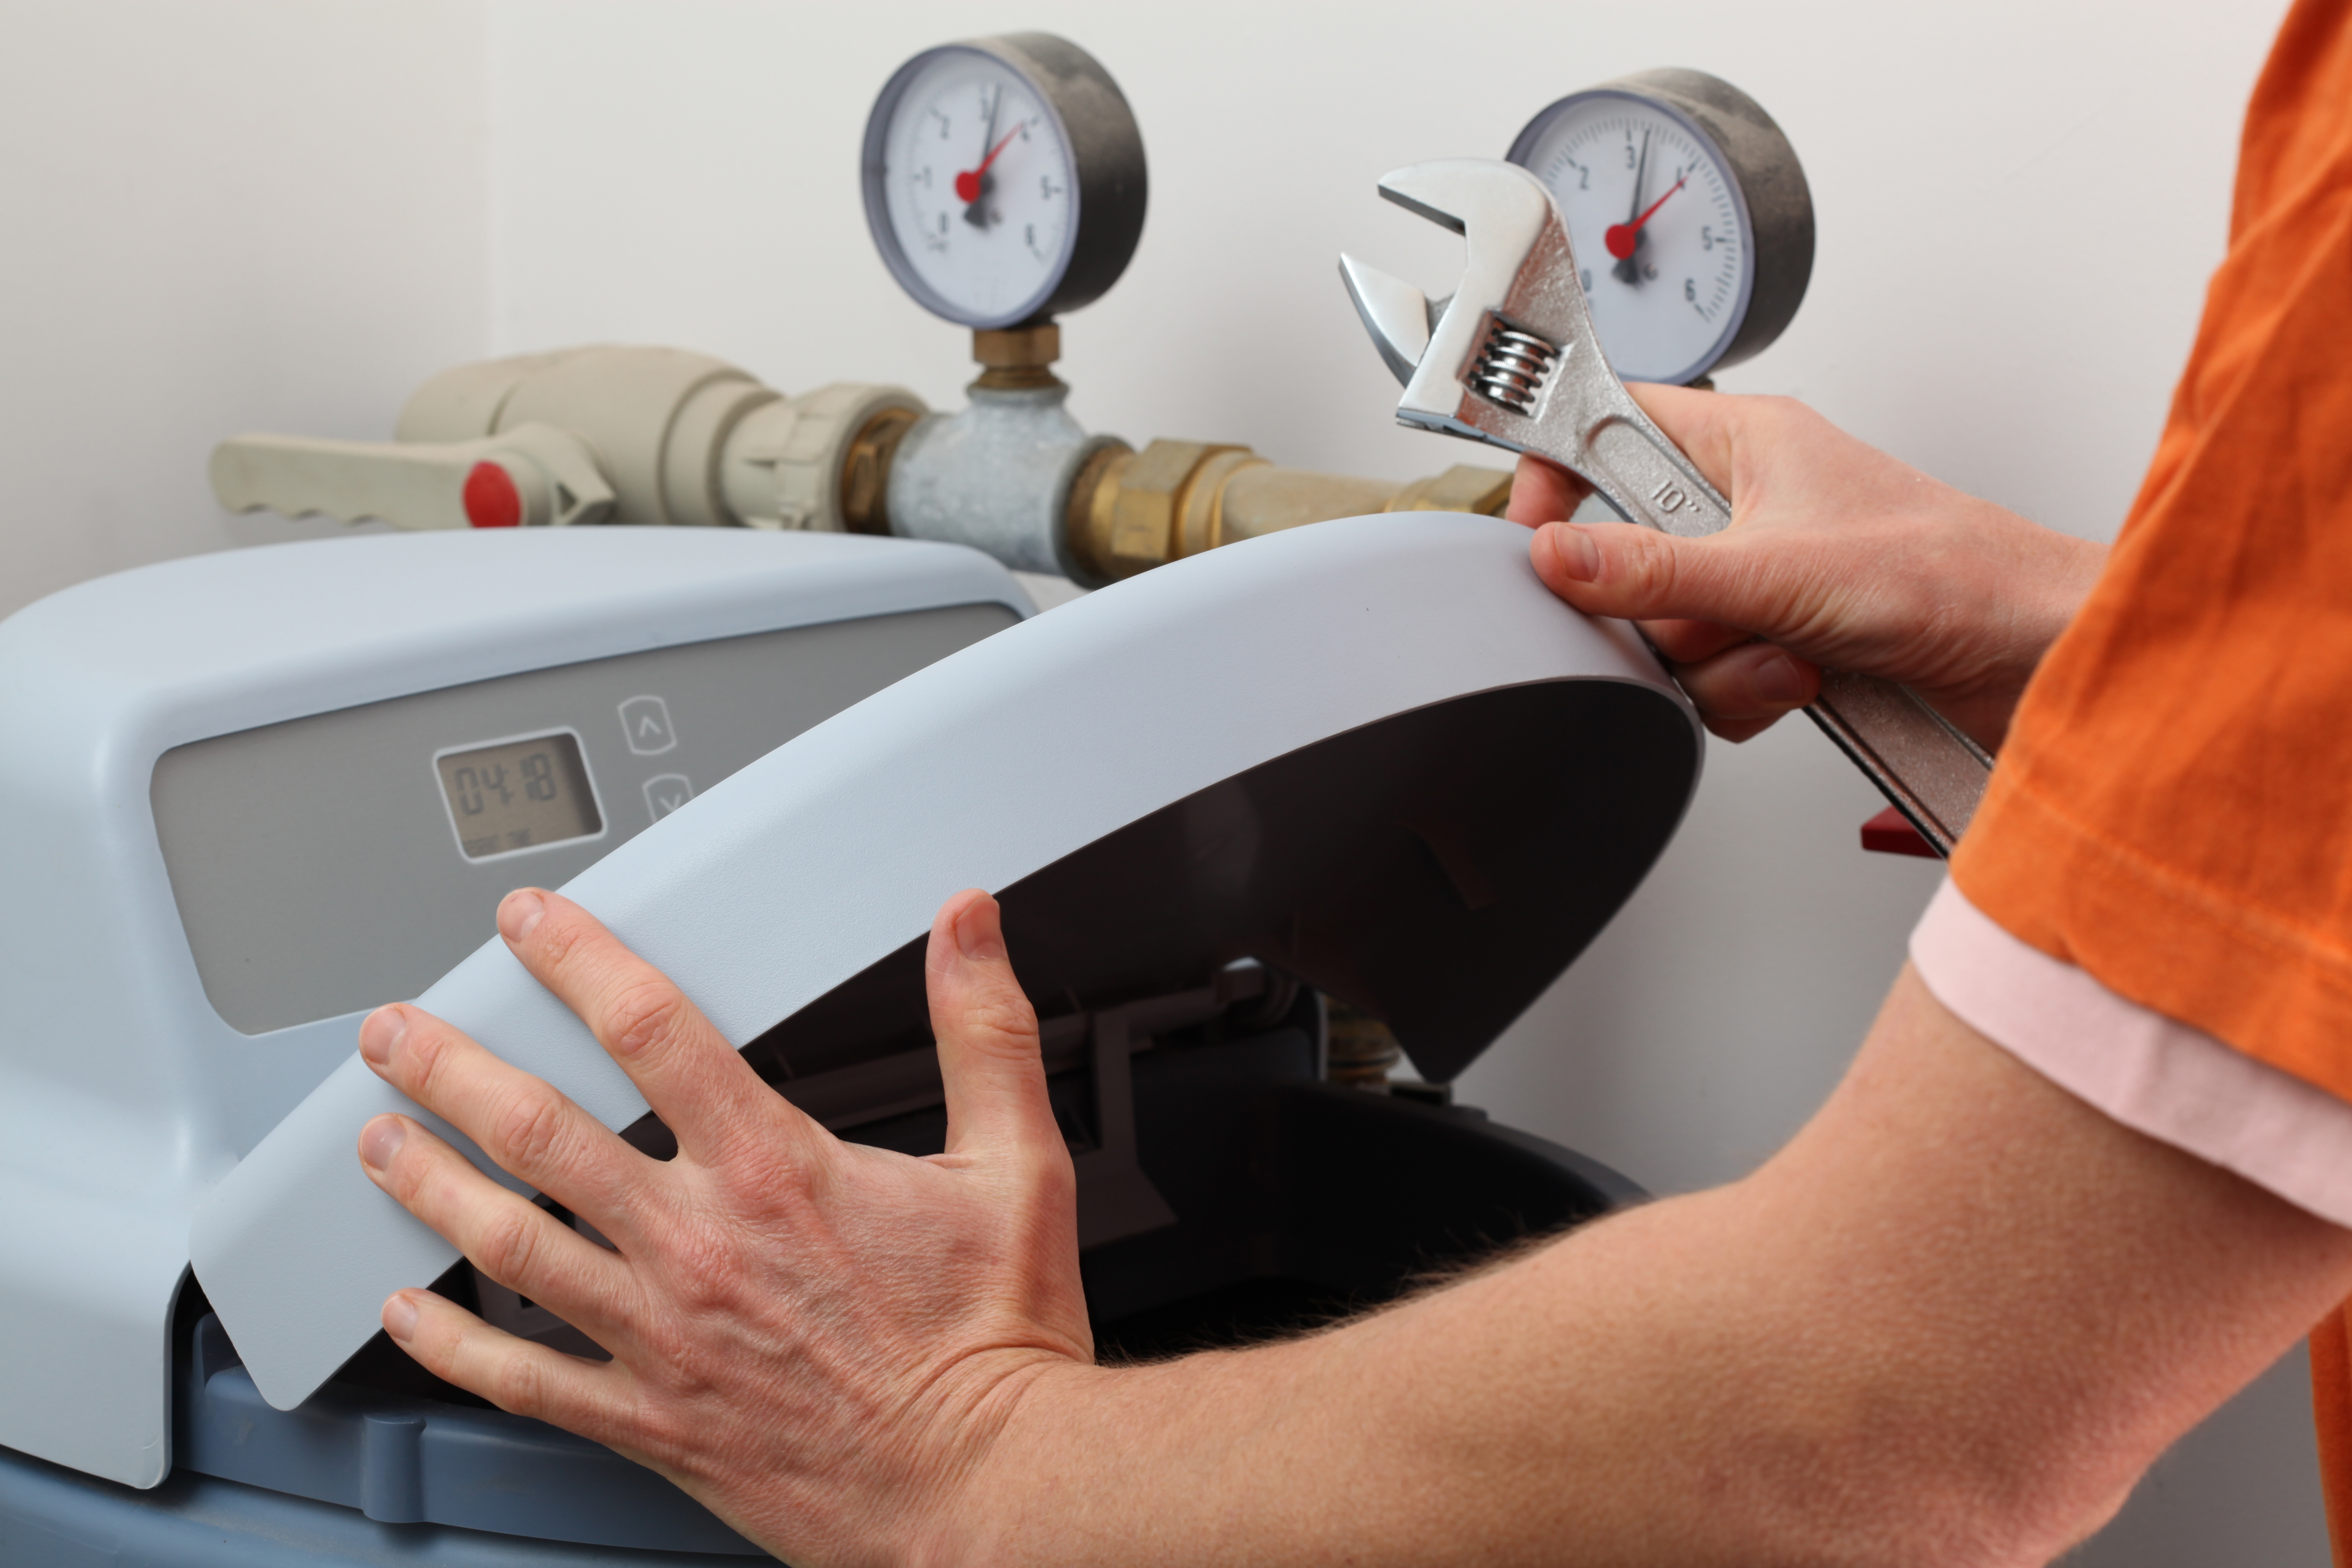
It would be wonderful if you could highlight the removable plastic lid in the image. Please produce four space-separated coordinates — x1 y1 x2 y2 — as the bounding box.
194 512 1701 1410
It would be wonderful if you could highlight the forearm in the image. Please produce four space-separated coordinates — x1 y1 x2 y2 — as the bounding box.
360 894 2352 1568
942 970 2352 1568
950 1195 1976 1567
945 1195 1822 1567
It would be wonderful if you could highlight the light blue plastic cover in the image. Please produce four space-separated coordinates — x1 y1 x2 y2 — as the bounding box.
0 526 1030 1488
191 513 1699 1412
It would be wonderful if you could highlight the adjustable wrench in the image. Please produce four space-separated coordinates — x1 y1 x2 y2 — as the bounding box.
1340 159 1990 855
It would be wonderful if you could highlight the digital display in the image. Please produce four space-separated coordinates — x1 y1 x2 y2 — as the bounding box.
435 730 602 861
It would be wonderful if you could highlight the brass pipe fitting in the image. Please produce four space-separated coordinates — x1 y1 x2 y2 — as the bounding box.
971 324 1064 392
1386 466 1519 515
1324 998 1404 1088
838 405 921 535
1065 439 1513 587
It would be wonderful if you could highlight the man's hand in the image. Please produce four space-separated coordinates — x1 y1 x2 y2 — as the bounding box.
353 886 1089 1563
1507 386 2106 749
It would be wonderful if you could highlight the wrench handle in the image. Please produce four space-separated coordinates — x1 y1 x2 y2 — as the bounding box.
1566 392 1993 858
1575 402 1733 539
1806 672 1991 856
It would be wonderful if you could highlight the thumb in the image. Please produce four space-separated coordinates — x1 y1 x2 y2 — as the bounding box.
1531 518 1802 643
1624 382 1739 499
925 890 1057 1158
1527 382 1798 638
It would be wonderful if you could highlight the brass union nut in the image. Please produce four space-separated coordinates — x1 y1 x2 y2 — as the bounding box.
1176 448 1269 560
1077 438 1260 583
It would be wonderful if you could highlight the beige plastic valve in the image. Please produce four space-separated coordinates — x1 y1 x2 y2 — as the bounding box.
212 346 928 535
210 423 616 530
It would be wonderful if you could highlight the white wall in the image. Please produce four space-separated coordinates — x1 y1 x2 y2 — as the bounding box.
0 0 488 620
0 1 2319 1560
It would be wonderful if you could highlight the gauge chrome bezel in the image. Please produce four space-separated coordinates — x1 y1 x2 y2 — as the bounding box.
861 34 1146 331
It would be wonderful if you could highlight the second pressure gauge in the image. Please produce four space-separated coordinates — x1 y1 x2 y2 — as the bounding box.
862 34 1147 330
1507 69 1813 385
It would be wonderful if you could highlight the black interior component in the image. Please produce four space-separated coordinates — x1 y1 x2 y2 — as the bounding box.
750 678 1697 1086
1091 1034 1638 1358
848 1022 1638 1357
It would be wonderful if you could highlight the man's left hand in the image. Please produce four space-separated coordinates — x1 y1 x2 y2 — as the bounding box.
353 885 1088 1563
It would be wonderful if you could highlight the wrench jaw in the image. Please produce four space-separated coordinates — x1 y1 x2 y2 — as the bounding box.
1337 254 1435 388
1357 160 1607 462
1345 157 1722 532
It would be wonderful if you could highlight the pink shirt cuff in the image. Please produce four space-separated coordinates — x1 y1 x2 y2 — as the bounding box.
1910 878 2352 1230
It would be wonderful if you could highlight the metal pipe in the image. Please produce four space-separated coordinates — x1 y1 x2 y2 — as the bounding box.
207 333 1514 586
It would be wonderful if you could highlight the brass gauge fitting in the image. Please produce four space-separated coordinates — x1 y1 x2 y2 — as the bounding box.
971 324 1065 392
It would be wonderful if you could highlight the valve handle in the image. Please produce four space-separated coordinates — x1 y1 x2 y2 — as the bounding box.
209 423 616 531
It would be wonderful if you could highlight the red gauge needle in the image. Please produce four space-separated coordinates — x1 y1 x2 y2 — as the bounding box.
954 124 1021 205
1604 174 1688 260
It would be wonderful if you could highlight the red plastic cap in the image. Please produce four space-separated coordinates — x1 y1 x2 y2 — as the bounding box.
462 462 523 528
1861 805 1940 859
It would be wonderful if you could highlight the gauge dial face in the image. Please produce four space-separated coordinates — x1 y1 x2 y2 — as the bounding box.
1512 93 1754 384
869 48 1078 329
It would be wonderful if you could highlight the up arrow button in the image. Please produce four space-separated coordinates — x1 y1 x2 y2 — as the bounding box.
617 695 678 756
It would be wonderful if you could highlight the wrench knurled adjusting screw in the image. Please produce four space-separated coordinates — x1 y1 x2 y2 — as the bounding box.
1467 322 1561 414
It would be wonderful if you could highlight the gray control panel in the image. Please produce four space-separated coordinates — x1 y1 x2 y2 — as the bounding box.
153 603 1016 1035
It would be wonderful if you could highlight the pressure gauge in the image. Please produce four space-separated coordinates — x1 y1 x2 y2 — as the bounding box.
862 34 1147 330
1507 70 1813 385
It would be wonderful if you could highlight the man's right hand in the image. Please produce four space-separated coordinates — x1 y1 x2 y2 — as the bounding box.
1507 386 2106 750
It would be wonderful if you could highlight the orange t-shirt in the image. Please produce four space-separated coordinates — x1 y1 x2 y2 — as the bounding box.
1947 0 2352 1551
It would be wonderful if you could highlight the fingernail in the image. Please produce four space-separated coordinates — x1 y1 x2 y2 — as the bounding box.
384 1292 420 1342
358 1007 407 1068
360 1116 406 1173
954 896 1005 962
1754 649 1807 706
499 890 547 944
1548 524 1601 582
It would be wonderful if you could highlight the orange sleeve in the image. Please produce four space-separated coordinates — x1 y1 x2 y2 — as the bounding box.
1952 0 2352 1105
2314 1308 2352 1566
1945 6 2352 1555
